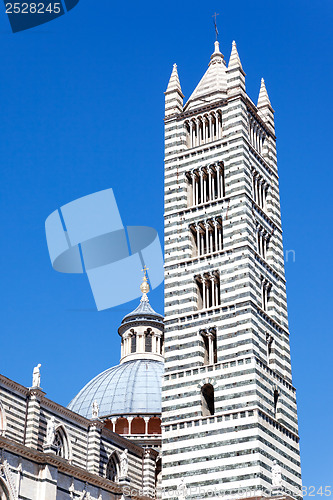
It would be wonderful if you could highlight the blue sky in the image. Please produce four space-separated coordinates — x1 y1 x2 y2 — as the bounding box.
0 0 332 492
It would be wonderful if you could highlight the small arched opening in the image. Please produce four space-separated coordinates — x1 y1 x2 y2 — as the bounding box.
115 418 129 434
131 417 145 435
148 417 161 435
201 384 215 416
106 452 120 483
54 426 70 460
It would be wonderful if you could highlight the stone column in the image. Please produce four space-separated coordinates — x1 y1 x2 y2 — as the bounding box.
210 276 215 308
189 121 193 148
207 168 212 201
86 420 103 475
205 222 209 255
209 114 213 141
195 224 200 256
202 278 206 309
24 388 46 450
142 449 158 498
144 417 150 435
213 220 218 252
191 173 196 205
207 332 214 364
216 165 221 198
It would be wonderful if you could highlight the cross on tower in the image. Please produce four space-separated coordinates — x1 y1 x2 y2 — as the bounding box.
212 12 219 41
142 265 149 279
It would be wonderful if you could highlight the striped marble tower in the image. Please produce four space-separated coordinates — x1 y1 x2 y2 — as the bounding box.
161 41 302 499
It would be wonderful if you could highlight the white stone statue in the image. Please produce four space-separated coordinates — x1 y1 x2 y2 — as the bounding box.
120 449 128 477
272 460 283 487
46 416 56 446
92 401 99 419
32 364 41 387
177 478 187 500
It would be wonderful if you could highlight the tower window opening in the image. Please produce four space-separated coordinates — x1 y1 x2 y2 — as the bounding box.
256 224 270 259
266 334 273 363
261 277 271 312
201 328 217 365
187 162 224 207
185 111 222 149
274 390 279 417
249 116 265 154
251 169 269 211
191 217 223 257
196 272 220 310
201 384 215 416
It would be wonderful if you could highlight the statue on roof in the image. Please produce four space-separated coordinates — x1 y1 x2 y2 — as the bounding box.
32 364 41 388
92 401 99 419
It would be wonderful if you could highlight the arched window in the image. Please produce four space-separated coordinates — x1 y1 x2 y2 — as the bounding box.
201 329 217 365
115 418 129 434
130 330 137 353
201 384 215 416
106 452 119 482
131 417 145 435
53 426 70 459
0 479 10 500
145 329 153 352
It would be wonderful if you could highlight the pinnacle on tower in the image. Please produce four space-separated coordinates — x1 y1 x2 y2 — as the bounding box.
227 40 246 95
228 40 243 70
257 77 275 132
164 63 184 118
165 63 182 94
257 78 272 108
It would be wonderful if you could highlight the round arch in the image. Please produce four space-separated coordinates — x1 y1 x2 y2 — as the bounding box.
131 417 145 435
115 417 129 434
148 417 161 435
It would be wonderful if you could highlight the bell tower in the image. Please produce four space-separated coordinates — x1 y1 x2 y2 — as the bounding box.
162 39 302 499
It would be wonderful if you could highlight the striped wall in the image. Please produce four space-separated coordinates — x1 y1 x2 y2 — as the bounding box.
162 59 302 500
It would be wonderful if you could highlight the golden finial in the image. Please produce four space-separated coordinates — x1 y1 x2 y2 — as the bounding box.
140 266 150 294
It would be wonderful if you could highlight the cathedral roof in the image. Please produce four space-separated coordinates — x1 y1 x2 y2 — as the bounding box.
185 41 228 112
68 359 164 419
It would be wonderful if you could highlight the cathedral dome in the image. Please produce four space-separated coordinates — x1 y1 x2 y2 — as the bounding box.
68 359 164 419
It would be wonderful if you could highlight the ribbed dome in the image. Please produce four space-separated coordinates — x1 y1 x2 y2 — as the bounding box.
120 295 164 327
68 359 164 419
